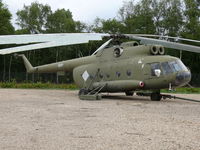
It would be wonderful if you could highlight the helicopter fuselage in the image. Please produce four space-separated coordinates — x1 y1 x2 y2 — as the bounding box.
20 41 191 94
73 42 191 93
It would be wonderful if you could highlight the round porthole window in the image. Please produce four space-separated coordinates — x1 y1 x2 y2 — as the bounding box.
116 72 121 77
127 70 132 76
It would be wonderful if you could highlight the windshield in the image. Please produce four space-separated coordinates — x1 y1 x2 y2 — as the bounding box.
176 60 188 71
161 60 188 75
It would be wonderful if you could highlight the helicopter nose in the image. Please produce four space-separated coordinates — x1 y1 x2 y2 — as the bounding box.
175 71 191 86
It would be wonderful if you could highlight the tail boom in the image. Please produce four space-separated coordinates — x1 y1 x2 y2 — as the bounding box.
19 54 96 73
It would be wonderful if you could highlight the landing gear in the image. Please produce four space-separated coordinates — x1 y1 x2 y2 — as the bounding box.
150 92 162 101
78 88 89 96
78 88 102 100
125 91 134 96
136 91 162 101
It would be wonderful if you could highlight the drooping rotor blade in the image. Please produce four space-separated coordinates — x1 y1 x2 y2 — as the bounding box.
0 33 110 55
130 34 200 43
92 39 113 55
0 33 109 45
0 41 87 55
125 34 200 53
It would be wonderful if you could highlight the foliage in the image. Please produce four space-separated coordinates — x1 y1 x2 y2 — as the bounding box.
0 0 14 35
0 81 77 89
16 2 52 33
124 0 156 34
46 9 76 33
161 88 200 94
152 0 184 35
180 0 200 75
92 18 125 33
0 81 200 93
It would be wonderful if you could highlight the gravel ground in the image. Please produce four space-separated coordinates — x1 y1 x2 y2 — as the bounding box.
0 89 200 150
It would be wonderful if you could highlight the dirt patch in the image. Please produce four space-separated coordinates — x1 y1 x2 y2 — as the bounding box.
0 89 199 150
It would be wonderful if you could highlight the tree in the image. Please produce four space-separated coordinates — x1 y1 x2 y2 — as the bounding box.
101 19 125 33
75 21 86 32
0 0 14 34
183 0 200 38
119 0 156 34
16 2 52 33
46 9 76 33
152 0 183 36
181 0 200 85
91 18 124 33
91 17 103 33
0 0 14 82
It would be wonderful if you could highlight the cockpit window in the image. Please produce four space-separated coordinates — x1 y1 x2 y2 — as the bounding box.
169 61 182 72
161 60 188 75
151 63 161 76
176 60 188 71
161 62 173 74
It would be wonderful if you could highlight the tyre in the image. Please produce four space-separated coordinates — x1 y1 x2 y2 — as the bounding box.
150 93 162 101
78 88 88 96
125 91 134 96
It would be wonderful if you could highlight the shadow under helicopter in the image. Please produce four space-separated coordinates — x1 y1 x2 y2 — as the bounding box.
100 93 200 104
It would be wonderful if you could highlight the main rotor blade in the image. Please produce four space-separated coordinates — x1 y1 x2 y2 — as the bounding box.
130 34 200 43
92 39 113 55
125 35 200 53
0 33 109 45
0 33 110 55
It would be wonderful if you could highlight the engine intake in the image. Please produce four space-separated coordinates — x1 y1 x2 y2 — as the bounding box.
150 45 165 55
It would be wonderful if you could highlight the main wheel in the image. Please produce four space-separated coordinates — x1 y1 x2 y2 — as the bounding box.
150 93 162 101
125 91 134 96
78 88 88 96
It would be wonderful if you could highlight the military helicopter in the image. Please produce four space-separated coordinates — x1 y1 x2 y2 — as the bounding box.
0 33 199 101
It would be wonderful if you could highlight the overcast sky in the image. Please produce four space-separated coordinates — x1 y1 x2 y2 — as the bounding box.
3 0 128 28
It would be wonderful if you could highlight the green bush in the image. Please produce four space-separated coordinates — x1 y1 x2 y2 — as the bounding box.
0 82 78 90
162 87 200 94
0 82 200 93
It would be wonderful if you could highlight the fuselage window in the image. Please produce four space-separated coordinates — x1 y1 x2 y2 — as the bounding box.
127 70 132 76
116 72 121 77
151 63 161 76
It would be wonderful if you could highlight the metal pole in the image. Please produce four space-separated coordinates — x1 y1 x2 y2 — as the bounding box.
180 50 182 60
8 56 12 82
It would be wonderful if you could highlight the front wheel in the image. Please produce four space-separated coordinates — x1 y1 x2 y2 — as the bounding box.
78 88 88 96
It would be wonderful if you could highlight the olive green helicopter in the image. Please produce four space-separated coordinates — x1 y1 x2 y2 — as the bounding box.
0 33 199 101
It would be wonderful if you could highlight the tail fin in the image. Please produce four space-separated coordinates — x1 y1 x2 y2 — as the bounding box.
17 54 35 73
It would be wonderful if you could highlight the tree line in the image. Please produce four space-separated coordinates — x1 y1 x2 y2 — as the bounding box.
0 0 200 86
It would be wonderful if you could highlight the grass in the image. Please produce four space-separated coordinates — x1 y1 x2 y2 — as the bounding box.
0 81 78 90
0 81 200 93
161 88 200 94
